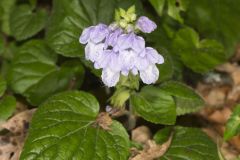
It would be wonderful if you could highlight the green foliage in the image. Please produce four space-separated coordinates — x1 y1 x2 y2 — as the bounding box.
149 0 188 23
159 126 220 160
0 35 4 55
0 1 238 159
130 81 204 123
46 0 117 57
9 5 47 40
20 91 130 160
224 105 240 140
0 96 16 121
156 48 174 82
8 40 57 93
0 75 6 97
149 0 165 16
130 86 176 124
154 127 172 144
167 0 188 23
159 81 204 115
172 27 226 73
185 0 240 57
0 0 16 35
8 40 84 105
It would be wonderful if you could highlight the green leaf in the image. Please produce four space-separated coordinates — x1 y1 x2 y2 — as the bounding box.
172 27 226 73
0 34 3 54
156 47 174 82
154 127 172 144
0 75 7 97
185 0 240 57
149 0 165 16
10 5 47 40
46 0 117 57
8 40 57 94
0 96 16 121
8 40 85 105
159 81 204 115
149 0 188 23
167 0 186 23
160 126 220 160
130 86 176 124
0 0 16 35
25 61 85 105
20 91 130 160
224 105 240 140
29 0 37 8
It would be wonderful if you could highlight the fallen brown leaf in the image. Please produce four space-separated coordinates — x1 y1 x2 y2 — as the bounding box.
0 109 36 160
130 134 172 160
132 126 152 144
95 112 112 130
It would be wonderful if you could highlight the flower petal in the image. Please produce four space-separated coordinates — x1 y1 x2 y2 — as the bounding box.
135 56 149 71
90 24 109 43
140 64 159 84
105 28 122 48
132 35 145 53
115 33 133 51
136 16 157 33
85 41 104 62
119 49 137 70
146 47 164 64
79 26 94 44
101 68 120 87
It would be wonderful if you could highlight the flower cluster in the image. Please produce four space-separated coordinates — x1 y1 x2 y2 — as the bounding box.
79 9 164 87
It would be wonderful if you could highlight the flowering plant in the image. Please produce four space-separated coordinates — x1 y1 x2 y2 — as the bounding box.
0 0 239 160
80 7 163 87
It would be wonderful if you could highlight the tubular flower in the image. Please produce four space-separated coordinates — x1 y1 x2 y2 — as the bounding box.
79 10 163 87
136 16 157 33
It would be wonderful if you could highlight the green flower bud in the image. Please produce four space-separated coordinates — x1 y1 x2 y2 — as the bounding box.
119 19 128 28
130 13 137 21
110 88 130 108
127 5 135 14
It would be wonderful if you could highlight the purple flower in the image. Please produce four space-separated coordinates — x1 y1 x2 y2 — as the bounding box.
101 68 120 87
140 64 159 84
79 21 164 87
105 28 123 48
114 33 145 53
79 24 109 44
135 47 164 84
119 49 138 75
136 16 157 33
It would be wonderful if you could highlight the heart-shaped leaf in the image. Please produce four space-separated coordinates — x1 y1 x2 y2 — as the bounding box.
46 0 117 57
10 5 47 40
172 27 226 73
130 86 176 124
8 40 84 105
20 91 130 160
159 81 204 115
160 126 220 160
8 40 57 94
